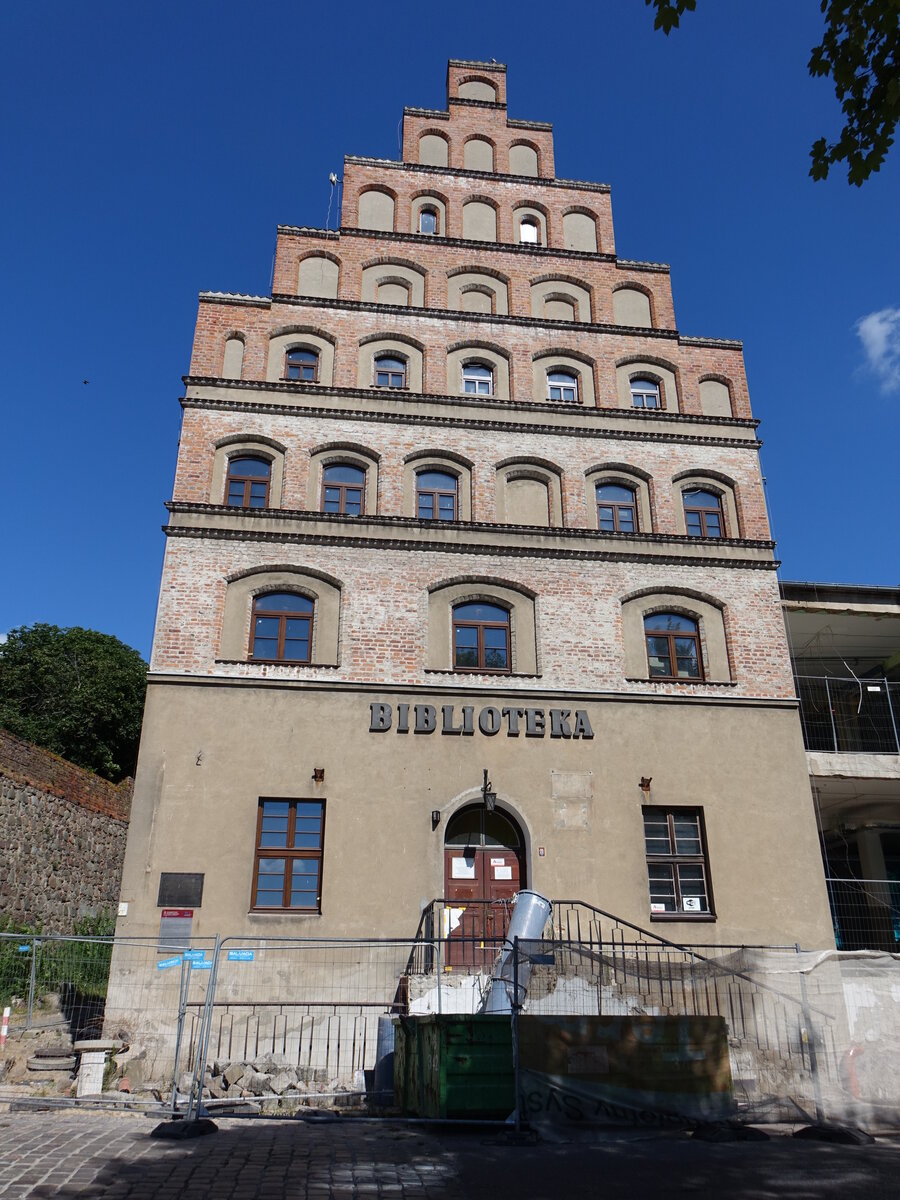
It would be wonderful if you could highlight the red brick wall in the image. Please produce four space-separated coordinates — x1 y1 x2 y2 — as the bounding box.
270 226 670 325
0 729 131 821
172 407 771 540
188 294 746 418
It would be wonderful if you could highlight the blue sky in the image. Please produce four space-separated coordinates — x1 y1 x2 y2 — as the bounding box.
2 0 897 659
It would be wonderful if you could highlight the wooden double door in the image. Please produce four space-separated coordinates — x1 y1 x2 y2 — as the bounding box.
443 806 525 969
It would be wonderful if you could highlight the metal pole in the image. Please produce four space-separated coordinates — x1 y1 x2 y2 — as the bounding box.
26 939 38 1030
187 935 221 1123
825 677 839 753
884 676 900 755
798 959 824 1123
511 937 521 1135
436 938 442 1015
170 957 192 1116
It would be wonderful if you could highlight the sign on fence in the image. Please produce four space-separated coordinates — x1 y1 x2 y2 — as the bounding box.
157 955 182 971
227 949 254 962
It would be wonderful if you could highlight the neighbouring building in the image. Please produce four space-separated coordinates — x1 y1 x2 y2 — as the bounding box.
782 581 900 951
113 59 836 965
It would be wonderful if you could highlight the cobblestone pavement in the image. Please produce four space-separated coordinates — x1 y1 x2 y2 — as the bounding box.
1 1110 900 1199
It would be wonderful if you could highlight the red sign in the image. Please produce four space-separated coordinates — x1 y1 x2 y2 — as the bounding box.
160 909 193 919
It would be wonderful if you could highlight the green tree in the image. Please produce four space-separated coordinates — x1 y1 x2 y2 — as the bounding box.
646 0 900 185
0 624 147 782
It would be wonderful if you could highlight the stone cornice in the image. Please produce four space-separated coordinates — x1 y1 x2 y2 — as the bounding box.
167 500 776 560
342 157 607 193
267 290 683 342
162 515 779 570
181 380 762 446
202 280 740 347
145 672 800 709
198 291 271 307
447 58 507 72
615 258 671 275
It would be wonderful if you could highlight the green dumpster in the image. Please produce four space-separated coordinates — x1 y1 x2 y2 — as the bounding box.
393 1015 514 1118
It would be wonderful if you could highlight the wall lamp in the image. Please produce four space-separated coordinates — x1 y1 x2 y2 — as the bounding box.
481 768 497 813
431 810 441 831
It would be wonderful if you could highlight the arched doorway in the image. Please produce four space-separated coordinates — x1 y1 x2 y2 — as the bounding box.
443 805 526 968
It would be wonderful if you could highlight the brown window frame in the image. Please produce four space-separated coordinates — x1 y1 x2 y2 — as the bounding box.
416 471 458 522
595 484 639 533
320 463 366 516
224 456 271 509
683 489 726 539
461 361 494 396
643 806 714 920
518 217 540 245
251 798 325 913
249 593 314 664
643 615 704 681
418 206 439 235
630 376 661 409
374 355 407 389
452 605 511 674
284 347 319 383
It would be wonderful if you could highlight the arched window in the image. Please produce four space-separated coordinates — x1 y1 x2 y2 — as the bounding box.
418 207 438 235
630 377 660 409
462 362 494 396
683 489 724 538
322 464 366 515
417 470 458 521
250 593 314 662
596 483 638 533
519 217 539 244
547 370 578 403
453 602 510 673
374 355 407 389
644 613 703 680
225 457 271 509
284 347 319 382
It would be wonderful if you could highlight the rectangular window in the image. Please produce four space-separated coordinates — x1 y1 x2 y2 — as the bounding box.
252 799 325 911
642 807 713 918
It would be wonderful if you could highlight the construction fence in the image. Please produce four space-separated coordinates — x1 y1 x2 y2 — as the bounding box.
2 910 899 1127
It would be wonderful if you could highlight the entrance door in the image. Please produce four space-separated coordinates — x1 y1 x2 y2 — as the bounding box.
443 806 525 968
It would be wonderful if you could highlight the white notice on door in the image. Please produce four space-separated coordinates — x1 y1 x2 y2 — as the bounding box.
490 857 505 866
494 865 513 880
451 857 476 879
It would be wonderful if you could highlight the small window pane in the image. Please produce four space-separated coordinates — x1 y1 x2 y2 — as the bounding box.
438 496 456 519
454 645 479 668
230 458 271 478
418 495 434 519
519 219 539 243
483 645 509 670
684 490 719 508
597 484 633 504
454 626 478 648
644 613 697 633
419 208 437 234
648 865 677 912
673 817 702 855
324 465 365 485
685 512 703 536
454 602 507 623
418 471 456 490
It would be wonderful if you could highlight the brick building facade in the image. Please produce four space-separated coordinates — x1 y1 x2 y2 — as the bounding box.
114 61 834 954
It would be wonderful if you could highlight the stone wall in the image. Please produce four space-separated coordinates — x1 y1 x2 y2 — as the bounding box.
0 729 131 931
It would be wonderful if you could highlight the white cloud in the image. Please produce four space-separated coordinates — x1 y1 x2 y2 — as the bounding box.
856 306 900 394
